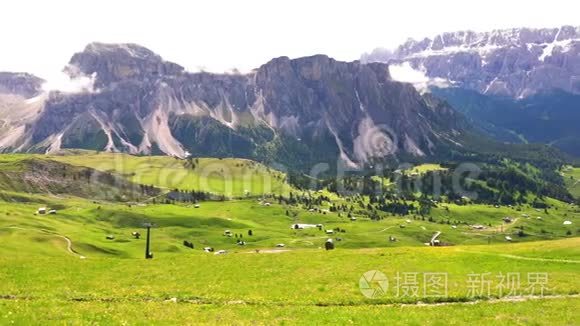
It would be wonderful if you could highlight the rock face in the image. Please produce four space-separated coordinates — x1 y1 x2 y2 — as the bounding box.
0 72 44 98
363 26 580 98
67 43 184 87
0 72 46 150
0 43 468 168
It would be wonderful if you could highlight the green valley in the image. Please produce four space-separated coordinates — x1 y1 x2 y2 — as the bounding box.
0 152 578 324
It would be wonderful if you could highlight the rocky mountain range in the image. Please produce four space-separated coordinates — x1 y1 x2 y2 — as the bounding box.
0 72 44 98
363 26 580 157
363 25 580 98
0 43 468 169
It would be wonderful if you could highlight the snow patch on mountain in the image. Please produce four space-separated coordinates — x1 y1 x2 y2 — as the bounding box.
405 44 502 60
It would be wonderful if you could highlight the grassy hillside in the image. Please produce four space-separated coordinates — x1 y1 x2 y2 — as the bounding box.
562 166 580 199
0 155 156 201
0 153 577 256
0 153 578 324
0 191 577 258
50 152 291 197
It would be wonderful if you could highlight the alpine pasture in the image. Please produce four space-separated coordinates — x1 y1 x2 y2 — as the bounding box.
0 153 578 324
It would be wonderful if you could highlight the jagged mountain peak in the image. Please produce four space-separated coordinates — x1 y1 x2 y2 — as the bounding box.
0 72 45 98
83 42 162 59
67 42 184 86
0 43 468 168
397 25 580 56
258 54 390 84
363 25 580 98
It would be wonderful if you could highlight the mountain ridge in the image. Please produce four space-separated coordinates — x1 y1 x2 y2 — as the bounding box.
0 43 469 169
363 25 580 98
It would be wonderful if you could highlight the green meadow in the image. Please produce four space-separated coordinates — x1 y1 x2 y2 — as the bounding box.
51 152 291 197
0 153 578 324
404 163 448 175
562 166 580 199
1 237 578 324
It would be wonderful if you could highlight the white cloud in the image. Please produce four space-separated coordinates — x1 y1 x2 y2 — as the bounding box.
389 62 451 92
389 62 430 84
41 71 97 94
